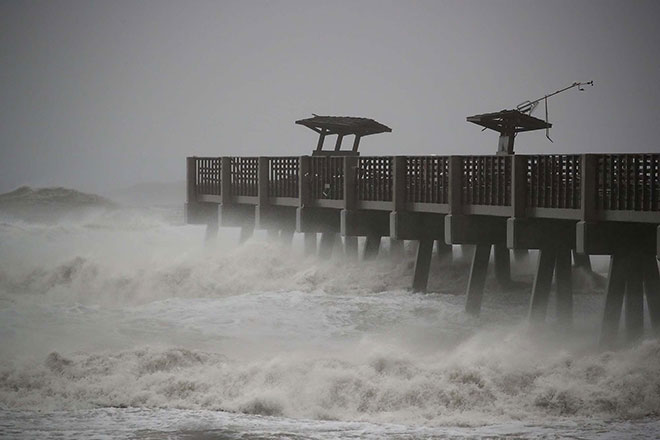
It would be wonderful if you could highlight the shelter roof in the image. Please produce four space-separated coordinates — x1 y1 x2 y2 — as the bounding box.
467 109 551 133
295 115 392 137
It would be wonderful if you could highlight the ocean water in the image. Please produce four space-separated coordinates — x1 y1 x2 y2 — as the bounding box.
1 193 660 439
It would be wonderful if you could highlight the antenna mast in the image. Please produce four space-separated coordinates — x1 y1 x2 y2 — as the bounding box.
467 80 594 154
516 81 594 142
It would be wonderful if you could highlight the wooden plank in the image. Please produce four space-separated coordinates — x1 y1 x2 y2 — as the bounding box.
393 156 406 211
356 200 394 211
512 155 527 218
581 154 598 221
405 202 450 214
448 156 463 214
344 156 357 210
186 157 196 203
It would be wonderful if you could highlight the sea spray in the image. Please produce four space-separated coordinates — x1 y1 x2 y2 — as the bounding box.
3 335 660 425
0 189 655 435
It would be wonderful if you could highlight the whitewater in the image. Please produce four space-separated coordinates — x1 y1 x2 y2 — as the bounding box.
1 188 660 439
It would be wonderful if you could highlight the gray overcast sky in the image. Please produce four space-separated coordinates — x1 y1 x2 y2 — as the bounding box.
1 0 659 193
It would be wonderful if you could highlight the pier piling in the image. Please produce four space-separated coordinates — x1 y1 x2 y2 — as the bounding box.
412 239 434 292
186 152 660 344
465 244 491 315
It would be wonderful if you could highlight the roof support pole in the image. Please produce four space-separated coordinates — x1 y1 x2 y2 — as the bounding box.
334 134 344 151
498 129 515 155
352 135 361 152
316 130 327 151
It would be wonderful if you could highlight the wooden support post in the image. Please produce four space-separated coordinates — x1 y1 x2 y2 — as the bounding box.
239 225 253 244
643 256 660 332
342 156 358 258
625 254 644 342
299 156 310 207
390 238 405 260
448 156 463 215
581 154 598 222
494 244 511 287
344 156 357 211
280 228 294 245
334 134 344 151
528 248 557 325
392 156 406 212
344 235 358 260
185 157 199 224
258 157 269 207
256 157 271 234
572 250 593 271
319 232 336 259
513 249 530 262
511 155 527 219
460 245 474 265
352 135 361 152
390 156 407 261
303 232 317 256
576 154 598 256
465 244 491 315
412 239 434 293
204 216 218 244
363 235 381 260
186 157 196 204
507 154 528 274
316 130 326 152
435 240 452 262
221 156 231 205
599 254 628 349
555 246 573 328
299 157 316 256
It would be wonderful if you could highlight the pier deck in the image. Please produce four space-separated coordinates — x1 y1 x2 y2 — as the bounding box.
186 153 660 346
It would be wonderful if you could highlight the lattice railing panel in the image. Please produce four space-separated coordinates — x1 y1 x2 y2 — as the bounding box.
195 157 221 196
405 156 449 204
462 156 511 206
269 157 299 198
357 157 393 201
597 154 660 211
527 155 581 209
230 157 259 197
309 157 344 200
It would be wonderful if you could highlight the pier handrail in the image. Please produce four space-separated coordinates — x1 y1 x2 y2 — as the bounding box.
188 153 660 223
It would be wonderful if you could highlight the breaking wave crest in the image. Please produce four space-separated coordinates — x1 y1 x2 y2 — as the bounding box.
0 196 653 431
2 338 660 425
0 222 471 305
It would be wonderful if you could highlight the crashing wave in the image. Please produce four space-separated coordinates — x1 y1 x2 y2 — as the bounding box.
2 340 660 425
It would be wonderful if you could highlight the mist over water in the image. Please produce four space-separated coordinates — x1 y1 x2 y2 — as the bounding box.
1 187 660 439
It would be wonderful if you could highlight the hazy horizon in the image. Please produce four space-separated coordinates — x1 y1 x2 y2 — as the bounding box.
2 0 660 194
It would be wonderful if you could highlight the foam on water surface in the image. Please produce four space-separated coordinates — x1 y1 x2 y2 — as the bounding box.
1 191 659 438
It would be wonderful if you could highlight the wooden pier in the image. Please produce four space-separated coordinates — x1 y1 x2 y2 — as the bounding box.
186 152 660 347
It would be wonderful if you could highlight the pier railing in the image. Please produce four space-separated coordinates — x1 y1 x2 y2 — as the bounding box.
187 154 660 223
356 157 393 202
309 156 343 201
405 156 449 205
526 155 581 210
462 155 511 207
268 157 299 198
